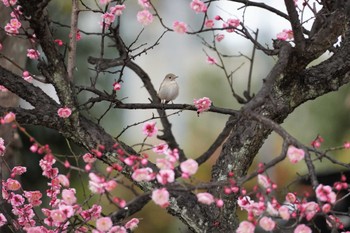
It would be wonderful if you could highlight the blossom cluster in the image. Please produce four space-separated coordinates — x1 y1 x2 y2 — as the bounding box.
3 0 22 35
236 173 344 233
276 29 294 41
0 144 138 232
0 112 142 232
101 4 126 29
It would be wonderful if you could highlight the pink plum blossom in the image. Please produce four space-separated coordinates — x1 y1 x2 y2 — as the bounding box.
59 203 74 218
0 85 7 92
83 153 96 163
214 15 222 20
344 141 350 149
156 158 174 170
5 18 21 35
57 174 70 187
11 166 27 176
322 203 331 213
0 213 7 227
165 148 179 163
138 0 150 8
277 29 294 41
99 0 111 4
227 18 240 27
194 97 212 113
10 194 24 206
12 10 23 20
302 201 319 221
27 49 40 60
104 180 117 191
50 209 67 223
173 21 187 34
0 43 2 50
89 173 106 194
101 12 115 27
62 188 77 205
152 188 169 208
156 169 175 185
5 178 21 191
237 196 253 210
0 138 5 156
76 30 81 41
215 34 225 42
180 159 198 178
96 217 113 232
57 107 72 118
190 0 207 13
69 30 82 41
216 199 224 207
257 174 271 189
80 204 102 221
153 143 168 154
132 167 155 182
287 145 305 163
125 218 139 230
207 56 217 64
286 192 296 203
113 82 121 91
24 191 42 206
108 226 127 233
2 0 18 7
278 205 291 220
22 71 33 82
54 39 63 46
259 216 276 231
137 10 153 26
236 221 255 233
196 192 215 205
142 121 158 137
110 4 126 16
316 184 336 204
3 112 15 123
205 19 214 28
311 136 323 148
224 18 240 32
294 224 312 233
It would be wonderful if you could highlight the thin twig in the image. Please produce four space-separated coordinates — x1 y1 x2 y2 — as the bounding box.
245 29 258 100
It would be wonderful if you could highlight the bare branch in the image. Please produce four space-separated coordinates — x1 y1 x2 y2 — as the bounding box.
67 0 79 81
284 0 306 52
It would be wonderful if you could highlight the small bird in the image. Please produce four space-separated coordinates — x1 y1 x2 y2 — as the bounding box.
158 73 179 104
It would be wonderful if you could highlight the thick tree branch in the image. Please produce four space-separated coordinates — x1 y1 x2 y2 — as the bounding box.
18 0 75 109
0 66 58 108
196 116 237 165
284 0 305 52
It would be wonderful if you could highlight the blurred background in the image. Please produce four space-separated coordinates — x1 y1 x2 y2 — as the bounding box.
11 0 350 232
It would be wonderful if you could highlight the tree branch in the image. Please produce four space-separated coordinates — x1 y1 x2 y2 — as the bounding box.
0 66 58 108
67 0 79 81
284 0 306 52
196 116 237 165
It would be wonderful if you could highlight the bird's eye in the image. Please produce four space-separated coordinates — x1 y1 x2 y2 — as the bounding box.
168 77 171 79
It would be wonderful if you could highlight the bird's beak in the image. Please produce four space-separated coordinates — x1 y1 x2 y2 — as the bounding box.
175 76 179 79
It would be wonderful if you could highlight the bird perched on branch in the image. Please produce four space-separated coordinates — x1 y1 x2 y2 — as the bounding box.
158 73 179 104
